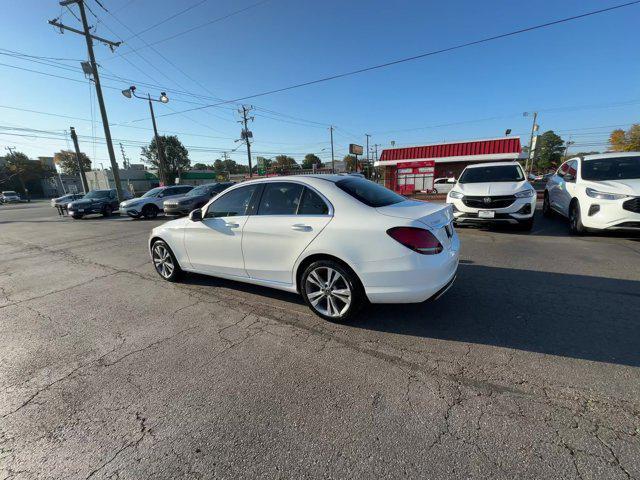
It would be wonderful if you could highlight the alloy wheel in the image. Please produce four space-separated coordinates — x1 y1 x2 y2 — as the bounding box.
304 267 352 318
152 243 175 279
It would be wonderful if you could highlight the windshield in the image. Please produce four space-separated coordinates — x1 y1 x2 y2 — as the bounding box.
582 156 640 181
84 190 111 199
336 178 405 207
142 187 164 198
459 165 524 183
185 185 212 197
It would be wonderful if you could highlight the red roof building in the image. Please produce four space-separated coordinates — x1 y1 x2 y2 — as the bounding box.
374 137 523 194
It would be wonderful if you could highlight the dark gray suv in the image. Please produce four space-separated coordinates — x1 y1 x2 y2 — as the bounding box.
163 182 235 216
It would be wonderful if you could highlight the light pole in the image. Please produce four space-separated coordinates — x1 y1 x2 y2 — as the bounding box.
122 85 170 185
564 140 575 160
523 112 539 175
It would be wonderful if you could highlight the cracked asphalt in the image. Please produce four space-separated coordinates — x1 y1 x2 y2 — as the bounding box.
1 201 639 479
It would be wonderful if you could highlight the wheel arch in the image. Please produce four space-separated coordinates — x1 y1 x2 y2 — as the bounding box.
294 253 364 295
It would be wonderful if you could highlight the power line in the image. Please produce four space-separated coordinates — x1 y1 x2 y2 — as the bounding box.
157 1 640 119
110 0 271 59
123 0 210 40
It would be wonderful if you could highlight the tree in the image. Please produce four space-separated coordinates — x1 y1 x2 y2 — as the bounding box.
609 124 640 151
192 163 213 170
1 151 52 194
302 153 322 170
533 131 565 171
141 135 190 184
271 155 297 173
54 150 91 175
343 154 357 172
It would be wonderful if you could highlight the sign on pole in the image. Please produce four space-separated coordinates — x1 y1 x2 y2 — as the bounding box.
349 144 363 155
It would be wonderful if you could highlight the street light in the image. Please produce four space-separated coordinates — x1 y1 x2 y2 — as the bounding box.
121 85 170 185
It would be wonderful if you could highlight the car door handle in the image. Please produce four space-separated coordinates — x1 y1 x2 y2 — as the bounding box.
291 223 312 231
225 222 240 228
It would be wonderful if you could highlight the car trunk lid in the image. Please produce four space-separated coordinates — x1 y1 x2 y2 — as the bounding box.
376 200 455 248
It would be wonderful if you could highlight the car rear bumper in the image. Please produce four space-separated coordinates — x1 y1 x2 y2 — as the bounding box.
362 232 460 304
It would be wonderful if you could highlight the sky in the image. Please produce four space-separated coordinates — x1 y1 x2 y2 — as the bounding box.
0 0 639 169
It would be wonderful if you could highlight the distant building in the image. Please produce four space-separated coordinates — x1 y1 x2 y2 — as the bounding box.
375 137 524 194
85 168 159 195
41 174 84 197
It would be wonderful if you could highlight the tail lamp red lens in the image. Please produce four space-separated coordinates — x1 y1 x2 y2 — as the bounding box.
387 227 443 255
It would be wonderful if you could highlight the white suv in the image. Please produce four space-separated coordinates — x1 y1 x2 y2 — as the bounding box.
119 185 193 219
543 152 640 234
446 162 536 230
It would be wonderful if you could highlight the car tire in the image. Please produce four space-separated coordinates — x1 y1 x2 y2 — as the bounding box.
151 240 182 282
569 200 586 235
301 260 364 322
103 205 113 217
542 192 553 217
142 204 159 219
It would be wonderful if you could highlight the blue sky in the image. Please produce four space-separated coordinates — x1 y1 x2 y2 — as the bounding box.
1 0 638 168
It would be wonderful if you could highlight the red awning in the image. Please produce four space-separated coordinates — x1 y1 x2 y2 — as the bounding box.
377 137 522 166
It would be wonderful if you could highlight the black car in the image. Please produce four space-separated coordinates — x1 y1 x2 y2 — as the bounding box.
67 189 131 219
163 182 235 216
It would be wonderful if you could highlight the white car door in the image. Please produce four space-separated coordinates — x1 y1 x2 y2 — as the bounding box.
183 184 259 277
242 182 332 284
551 160 578 216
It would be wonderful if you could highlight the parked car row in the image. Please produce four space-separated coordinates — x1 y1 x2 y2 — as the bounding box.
55 182 235 220
444 152 640 234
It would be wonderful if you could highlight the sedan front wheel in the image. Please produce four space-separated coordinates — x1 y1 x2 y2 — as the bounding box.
151 240 182 282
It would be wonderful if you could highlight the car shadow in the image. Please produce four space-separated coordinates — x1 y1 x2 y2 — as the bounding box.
182 273 306 306
183 263 640 367
352 263 640 367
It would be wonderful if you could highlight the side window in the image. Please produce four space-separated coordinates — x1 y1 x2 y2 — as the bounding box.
109 190 116 199
257 182 303 215
175 186 192 195
298 187 329 215
557 162 569 178
435 179 444 185
205 185 257 218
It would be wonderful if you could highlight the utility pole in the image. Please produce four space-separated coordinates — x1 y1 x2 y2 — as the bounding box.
238 105 254 177
524 111 538 175
69 127 89 194
49 1 124 201
373 144 381 163
365 134 371 163
329 126 335 173
147 94 168 185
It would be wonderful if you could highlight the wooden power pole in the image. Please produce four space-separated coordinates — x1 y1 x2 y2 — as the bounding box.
49 1 124 201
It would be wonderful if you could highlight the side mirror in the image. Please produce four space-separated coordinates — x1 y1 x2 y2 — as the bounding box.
564 173 575 182
189 209 203 222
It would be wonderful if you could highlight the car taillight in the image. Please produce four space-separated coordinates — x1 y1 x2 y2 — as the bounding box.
387 227 443 255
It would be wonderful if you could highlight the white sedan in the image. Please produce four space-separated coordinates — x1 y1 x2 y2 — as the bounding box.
149 175 459 321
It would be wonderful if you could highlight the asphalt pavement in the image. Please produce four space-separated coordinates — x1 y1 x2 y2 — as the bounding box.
1 201 639 479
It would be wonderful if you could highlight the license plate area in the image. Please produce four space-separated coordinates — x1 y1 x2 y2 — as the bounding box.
478 210 495 219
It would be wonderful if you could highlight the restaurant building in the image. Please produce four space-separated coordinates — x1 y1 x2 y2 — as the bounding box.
374 137 523 194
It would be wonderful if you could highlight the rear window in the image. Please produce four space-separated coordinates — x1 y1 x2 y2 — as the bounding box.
335 178 405 207
459 165 524 183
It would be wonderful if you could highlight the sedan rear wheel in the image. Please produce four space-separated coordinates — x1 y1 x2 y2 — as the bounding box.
152 240 182 281
302 260 363 322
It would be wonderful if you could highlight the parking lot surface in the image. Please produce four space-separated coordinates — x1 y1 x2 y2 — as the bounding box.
1 201 639 479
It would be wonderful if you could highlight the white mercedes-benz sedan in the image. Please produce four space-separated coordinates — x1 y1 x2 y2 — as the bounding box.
148 175 459 321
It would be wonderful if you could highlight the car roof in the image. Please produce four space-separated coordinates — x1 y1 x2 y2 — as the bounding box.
581 151 640 161
464 161 522 169
235 174 347 187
